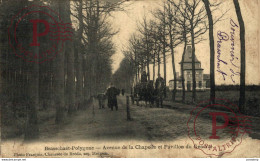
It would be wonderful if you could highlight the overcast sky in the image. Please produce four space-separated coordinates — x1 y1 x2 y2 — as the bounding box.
109 0 259 85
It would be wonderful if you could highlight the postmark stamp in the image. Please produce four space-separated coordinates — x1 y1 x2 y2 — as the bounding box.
187 98 252 156
8 5 73 63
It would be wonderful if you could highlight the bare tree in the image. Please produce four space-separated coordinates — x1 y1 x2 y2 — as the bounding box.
202 1 227 104
127 34 142 84
174 12 189 103
233 0 245 112
149 20 160 83
169 0 228 103
53 0 66 124
162 4 167 97
152 4 168 96
153 1 189 101
71 0 127 97
180 24 187 103
202 0 215 104
165 1 184 101
137 16 152 81
25 7 39 140
63 0 76 116
74 0 84 110
150 24 163 78
170 0 208 103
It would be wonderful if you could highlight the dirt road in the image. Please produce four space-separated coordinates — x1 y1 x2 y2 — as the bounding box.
40 95 258 142
2 95 260 158
42 96 147 141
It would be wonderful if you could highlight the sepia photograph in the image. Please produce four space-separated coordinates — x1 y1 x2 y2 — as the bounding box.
0 0 259 158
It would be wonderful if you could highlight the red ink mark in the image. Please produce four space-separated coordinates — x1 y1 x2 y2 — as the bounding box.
187 98 251 157
209 112 229 139
8 5 73 63
30 19 50 46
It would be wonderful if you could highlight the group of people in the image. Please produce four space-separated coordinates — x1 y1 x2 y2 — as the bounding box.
132 71 165 107
141 71 164 89
96 70 164 110
96 84 125 111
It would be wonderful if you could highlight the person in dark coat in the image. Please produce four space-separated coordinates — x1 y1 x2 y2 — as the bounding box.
106 83 120 111
155 74 165 107
155 74 164 89
141 71 147 83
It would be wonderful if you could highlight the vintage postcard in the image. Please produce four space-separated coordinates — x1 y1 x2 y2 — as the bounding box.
0 0 259 158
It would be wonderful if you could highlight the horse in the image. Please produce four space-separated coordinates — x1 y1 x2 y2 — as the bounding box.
133 83 143 106
133 81 155 107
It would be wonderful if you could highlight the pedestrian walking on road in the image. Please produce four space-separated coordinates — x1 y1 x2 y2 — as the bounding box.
106 83 120 111
97 93 106 109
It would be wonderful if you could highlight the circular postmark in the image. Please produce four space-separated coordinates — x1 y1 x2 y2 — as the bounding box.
187 98 251 156
8 5 73 63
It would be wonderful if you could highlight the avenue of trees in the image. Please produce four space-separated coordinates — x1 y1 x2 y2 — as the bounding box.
117 0 246 111
0 0 247 140
0 0 125 140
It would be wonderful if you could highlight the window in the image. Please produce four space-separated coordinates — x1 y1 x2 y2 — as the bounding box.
187 81 191 91
187 72 191 78
206 81 210 88
199 81 202 88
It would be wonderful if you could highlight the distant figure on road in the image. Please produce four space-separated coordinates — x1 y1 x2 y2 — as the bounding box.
141 71 147 83
155 74 165 107
97 93 106 109
106 83 120 111
121 89 125 96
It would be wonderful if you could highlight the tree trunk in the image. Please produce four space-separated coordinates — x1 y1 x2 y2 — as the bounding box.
49 61 54 107
163 12 167 97
137 66 140 82
145 24 150 81
181 18 187 103
25 64 39 139
169 27 176 101
54 0 65 124
146 58 150 81
75 0 84 110
134 50 138 84
157 45 161 76
88 0 100 97
62 0 75 116
135 68 138 85
83 57 89 104
87 0 94 97
54 49 65 124
24 10 39 140
157 54 160 76
191 24 196 103
163 48 166 97
153 51 155 82
233 0 246 112
203 0 215 104
75 46 83 110
181 29 187 103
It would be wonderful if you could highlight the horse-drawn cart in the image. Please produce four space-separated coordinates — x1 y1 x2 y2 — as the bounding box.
131 80 165 107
